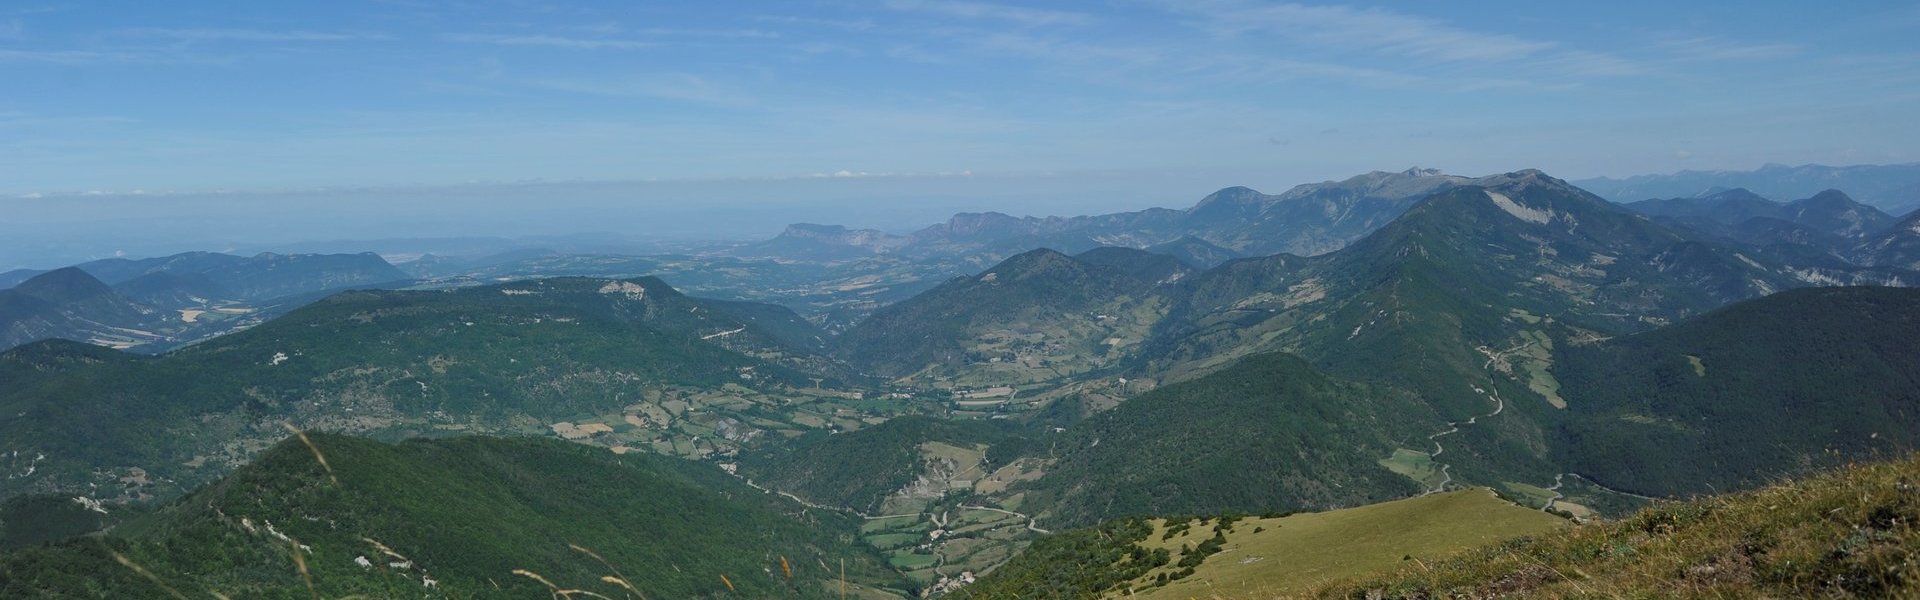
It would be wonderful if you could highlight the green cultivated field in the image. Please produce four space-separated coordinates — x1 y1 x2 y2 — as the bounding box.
1378 448 1446 490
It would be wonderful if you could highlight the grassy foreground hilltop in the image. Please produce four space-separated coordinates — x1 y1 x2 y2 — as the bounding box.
1309 453 1920 599
955 489 1565 599
961 453 1920 599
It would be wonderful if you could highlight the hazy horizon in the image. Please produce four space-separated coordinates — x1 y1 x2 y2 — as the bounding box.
6 1 1920 268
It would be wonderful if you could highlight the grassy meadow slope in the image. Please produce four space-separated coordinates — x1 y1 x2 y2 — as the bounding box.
955 488 1564 599
1311 453 1920 599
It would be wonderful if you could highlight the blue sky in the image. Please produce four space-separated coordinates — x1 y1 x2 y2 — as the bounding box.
1 1 1917 244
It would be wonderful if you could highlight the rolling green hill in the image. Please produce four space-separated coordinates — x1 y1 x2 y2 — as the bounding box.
0 434 906 599
1013 353 1437 528
834 248 1185 385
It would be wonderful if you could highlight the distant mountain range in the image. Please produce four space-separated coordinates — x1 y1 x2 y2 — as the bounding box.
1622 187 1920 276
1626 188 1896 240
0 251 411 352
1574 162 1920 213
738 167 1467 265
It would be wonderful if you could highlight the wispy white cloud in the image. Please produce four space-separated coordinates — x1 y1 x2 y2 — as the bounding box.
117 28 391 42
1161 0 1552 62
629 27 780 39
0 111 140 129
968 31 1164 65
899 26 1542 92
0 48 146 64
884 0 1090 27
1530 50 1643 77
441 33 657 50
884 44 949 64
525 73 756 106
0 18 22 41
754 15 878 32
1652 37 1802 62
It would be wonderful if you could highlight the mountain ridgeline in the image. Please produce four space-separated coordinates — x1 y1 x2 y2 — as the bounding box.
1625 188 1897 240
743 167 1467 265
1575 162 1920 213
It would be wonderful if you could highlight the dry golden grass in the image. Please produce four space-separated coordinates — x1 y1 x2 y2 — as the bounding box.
108 549 192 600
289 537 318 600
282 421 339 485
1299 454 1920 599
570 543 648 600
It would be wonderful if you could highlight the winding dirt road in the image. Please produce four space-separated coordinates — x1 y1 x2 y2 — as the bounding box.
1419 385 1506 496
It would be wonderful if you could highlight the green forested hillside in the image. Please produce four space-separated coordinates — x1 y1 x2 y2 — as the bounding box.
0 434 904 599
1553 286 1920 496
737 416 1025 513
0 276 864 502
1132 171 1880 500
1015 353 1436 527
833 248 1177 383
0 494 115 552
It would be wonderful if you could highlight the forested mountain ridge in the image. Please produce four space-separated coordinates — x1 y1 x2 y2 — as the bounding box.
0 434 906 599
1552 286 1920 496
1144 170 1905 395
1854 209 1920 271
1011 352 1435 528
833 247 1190 384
